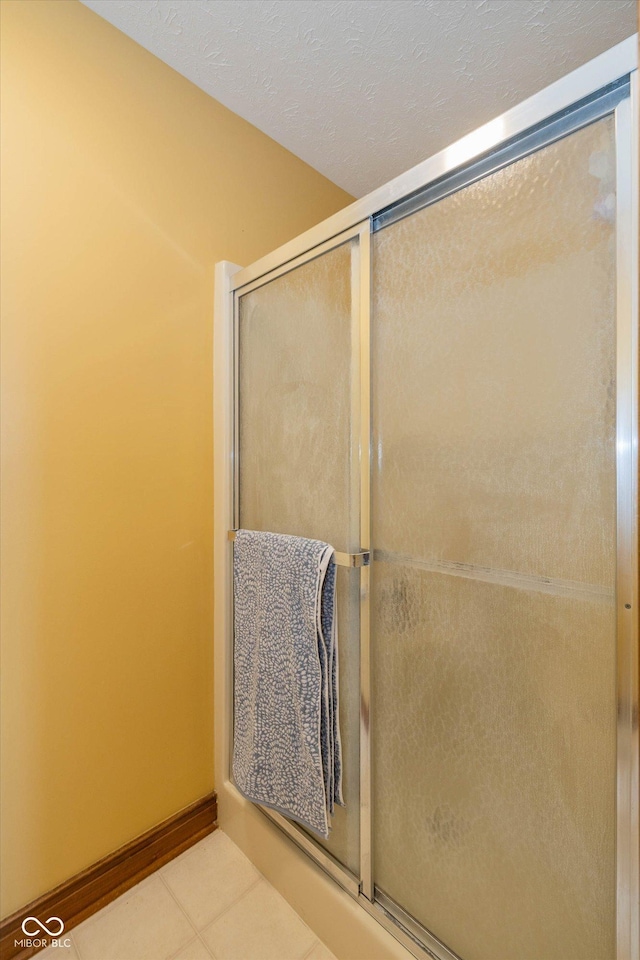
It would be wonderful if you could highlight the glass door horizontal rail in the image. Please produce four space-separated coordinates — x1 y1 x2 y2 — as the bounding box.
228 38 635 293
373 550 615 602
373 78 629 232
227 530 371 568
374 888 463 960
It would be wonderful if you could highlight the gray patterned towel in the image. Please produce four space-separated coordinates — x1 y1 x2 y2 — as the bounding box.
232 530 344 838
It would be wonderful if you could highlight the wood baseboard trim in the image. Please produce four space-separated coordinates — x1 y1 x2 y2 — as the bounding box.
0 792 217 960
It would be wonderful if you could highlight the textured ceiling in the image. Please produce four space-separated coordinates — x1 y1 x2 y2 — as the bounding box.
80 0 636 197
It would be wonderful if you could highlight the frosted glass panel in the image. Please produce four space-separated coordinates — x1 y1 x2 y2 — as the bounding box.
373 564 616 960
371 117 617 960
238 242 359 873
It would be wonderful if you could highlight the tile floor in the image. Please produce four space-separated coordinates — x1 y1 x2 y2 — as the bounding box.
39 830 338 960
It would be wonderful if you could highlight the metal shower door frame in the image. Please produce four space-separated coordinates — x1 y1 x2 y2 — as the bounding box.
222 36 638 960
231 221 373 904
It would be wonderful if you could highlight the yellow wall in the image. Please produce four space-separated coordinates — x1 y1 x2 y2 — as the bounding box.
0 0 352 918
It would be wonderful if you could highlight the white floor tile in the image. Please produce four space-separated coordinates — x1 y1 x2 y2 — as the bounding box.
304 941 339 960
73 875 195 960
38 833 337 960
201 880 316 960
161 830 260 929
37 937 80 960
170 936 214 960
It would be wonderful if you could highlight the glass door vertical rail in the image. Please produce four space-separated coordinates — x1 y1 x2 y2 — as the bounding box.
355 221 373 903
614 74 639 960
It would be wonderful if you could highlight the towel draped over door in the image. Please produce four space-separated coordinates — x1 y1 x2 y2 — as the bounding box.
232 529 344 838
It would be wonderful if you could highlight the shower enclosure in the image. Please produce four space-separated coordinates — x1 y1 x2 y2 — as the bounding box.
214 39 638 960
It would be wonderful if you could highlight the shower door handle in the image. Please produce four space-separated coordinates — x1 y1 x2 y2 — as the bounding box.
227 531 370 569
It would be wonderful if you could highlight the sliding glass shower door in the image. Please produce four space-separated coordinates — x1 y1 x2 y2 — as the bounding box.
228 65 636 960
371 116 618 960
236 235 365 876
